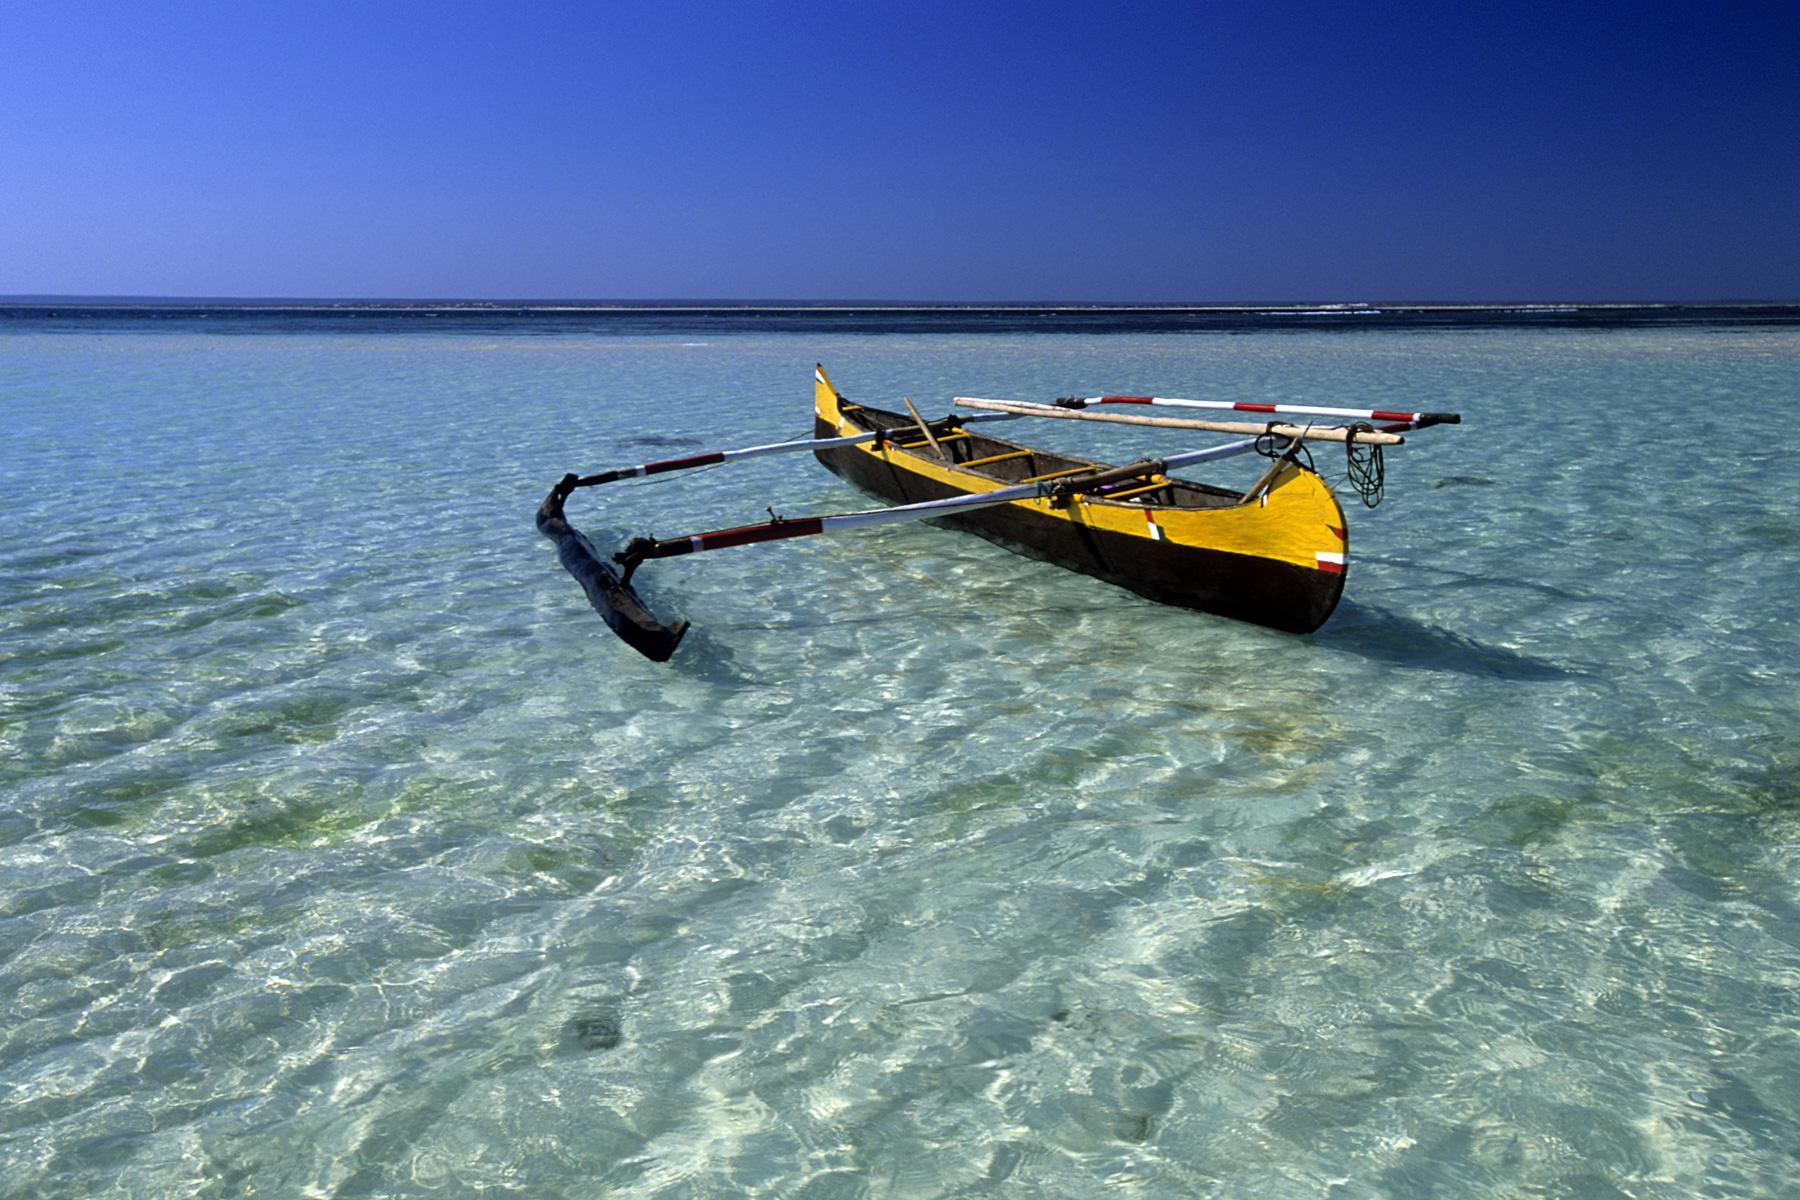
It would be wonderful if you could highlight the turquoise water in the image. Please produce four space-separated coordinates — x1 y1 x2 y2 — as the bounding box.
3 322 1798 1197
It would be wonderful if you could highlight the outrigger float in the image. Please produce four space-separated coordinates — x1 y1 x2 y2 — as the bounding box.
537 365 1460 660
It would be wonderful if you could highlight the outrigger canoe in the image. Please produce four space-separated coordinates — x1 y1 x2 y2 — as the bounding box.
537 365 1458 660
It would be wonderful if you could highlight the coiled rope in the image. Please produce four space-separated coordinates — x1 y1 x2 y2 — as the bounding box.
1344 423 1385 508
1253 421 1386 508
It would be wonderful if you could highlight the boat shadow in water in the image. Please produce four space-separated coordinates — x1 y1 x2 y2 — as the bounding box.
1316 600 1582 681
699 591 1575 682
1354 553 1596 605
660 625 768 686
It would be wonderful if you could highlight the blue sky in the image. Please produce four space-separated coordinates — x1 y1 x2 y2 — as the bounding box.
3 0 1795 301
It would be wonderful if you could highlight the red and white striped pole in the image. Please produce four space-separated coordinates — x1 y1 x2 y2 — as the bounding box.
959 394 1460 426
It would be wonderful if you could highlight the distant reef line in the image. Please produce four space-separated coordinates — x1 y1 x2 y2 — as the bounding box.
5 296 1798 311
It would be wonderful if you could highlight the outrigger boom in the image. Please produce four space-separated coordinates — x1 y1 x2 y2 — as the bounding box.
557 410 1025 489
611 437 1279 573
538 365 1461 661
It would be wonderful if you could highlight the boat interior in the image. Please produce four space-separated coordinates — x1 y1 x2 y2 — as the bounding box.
840 400 1248 510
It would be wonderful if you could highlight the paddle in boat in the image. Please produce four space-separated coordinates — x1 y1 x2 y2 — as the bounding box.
537 365 1460 660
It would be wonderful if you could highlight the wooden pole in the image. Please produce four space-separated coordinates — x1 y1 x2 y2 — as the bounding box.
902 397 948 460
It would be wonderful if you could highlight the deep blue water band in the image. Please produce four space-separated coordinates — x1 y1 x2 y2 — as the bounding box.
5 300 1798 336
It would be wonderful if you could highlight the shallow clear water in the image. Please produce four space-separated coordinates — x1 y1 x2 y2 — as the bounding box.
3 322 1798 1198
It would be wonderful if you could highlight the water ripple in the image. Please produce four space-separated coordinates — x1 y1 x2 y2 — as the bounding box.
2 327 1797 1197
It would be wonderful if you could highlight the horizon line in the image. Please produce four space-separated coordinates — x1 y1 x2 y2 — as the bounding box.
6 295 1799 310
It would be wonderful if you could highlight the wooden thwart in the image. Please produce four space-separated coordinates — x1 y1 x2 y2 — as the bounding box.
961 448 1032 469
953 397 1405 445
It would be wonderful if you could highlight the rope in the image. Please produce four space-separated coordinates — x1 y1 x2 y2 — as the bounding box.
1247 421 1384 508
1254 423 1314 473
1344 423 1386 508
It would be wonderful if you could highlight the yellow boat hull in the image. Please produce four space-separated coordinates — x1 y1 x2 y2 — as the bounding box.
812 366 1349 633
